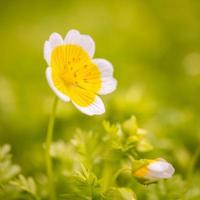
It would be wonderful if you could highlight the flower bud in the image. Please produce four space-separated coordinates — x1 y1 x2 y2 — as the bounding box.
132 158 175 184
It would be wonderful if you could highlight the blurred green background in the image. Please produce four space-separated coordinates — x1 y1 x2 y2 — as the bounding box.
0 0 200 197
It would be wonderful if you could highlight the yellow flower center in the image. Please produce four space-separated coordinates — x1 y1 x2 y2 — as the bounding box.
50 45 101 107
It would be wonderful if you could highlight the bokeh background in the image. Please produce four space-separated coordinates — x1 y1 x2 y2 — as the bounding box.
0 0 200 199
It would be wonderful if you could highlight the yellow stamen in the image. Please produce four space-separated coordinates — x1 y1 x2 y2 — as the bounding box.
51 45 101 107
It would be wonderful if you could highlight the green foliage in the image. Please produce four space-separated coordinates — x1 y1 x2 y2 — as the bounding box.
105 188 136 200
10 175 37 198
45 117 175 199
139 175 200 200
0 145 38 200
0 144 20 184
1 114 200 199
102 116 153 160
61 165 104 200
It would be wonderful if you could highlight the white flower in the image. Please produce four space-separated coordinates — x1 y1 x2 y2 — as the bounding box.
44 29 117 115
133 158 175 183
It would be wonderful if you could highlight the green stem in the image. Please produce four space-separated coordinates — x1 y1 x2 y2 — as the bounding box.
45 96 58 200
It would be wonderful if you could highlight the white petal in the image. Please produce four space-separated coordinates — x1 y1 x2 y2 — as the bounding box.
92 58 117 95
99 77 117 95
64 29 80 43
162 165 175 178
72 96 105 116
93 58 114 77
49 32 63 49
45 67 70 102
64 29 95 58
148 161 169 172
44 41 51 65
148 160 175 179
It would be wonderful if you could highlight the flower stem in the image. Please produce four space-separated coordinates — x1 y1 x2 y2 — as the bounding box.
45 96 58 200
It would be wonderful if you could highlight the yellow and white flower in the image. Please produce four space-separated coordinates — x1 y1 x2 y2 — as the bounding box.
133 158 175 183
44 29 117 115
